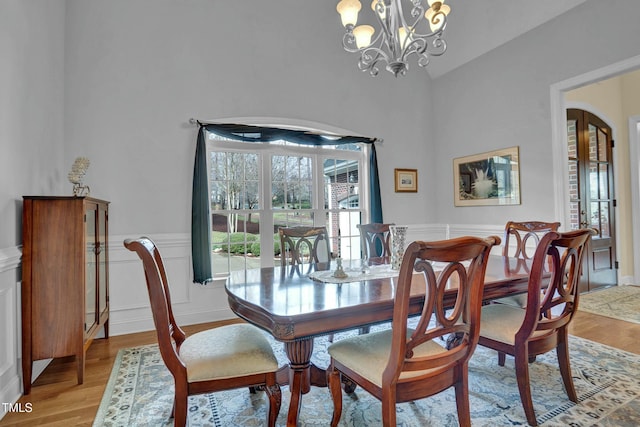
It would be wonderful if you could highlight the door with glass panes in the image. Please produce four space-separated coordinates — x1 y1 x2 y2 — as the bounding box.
567 109 617 292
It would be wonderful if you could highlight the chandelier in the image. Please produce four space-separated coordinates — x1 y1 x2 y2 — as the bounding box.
336 0 451 77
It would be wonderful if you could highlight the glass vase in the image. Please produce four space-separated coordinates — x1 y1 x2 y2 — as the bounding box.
389 225 408 270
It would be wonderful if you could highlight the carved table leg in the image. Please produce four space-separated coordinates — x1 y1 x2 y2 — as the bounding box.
284 338 314 427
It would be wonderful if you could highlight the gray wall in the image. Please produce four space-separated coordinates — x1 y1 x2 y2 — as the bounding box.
62 0 438 235
0 0 66 412
0 0 66 250
432 0 640 229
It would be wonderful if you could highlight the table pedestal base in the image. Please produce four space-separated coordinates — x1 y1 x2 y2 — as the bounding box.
275 337 356 426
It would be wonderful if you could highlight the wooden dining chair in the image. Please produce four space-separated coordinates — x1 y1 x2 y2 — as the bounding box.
124 237 282 427
497 221 561 307
278 226 331 272
477 228 594 426
327 235 501 427
357 222 394 259
503 220 561 259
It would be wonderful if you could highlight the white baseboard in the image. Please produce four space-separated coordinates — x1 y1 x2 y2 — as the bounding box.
0 374 21 421
620 275 635 285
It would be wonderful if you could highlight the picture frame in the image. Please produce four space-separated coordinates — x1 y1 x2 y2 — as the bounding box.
394 168 418 193
453 146 521 206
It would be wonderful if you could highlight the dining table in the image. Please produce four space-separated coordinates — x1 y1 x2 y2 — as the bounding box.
225 255 533 426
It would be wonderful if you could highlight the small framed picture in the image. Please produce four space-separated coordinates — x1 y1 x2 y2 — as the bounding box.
394 168 418 193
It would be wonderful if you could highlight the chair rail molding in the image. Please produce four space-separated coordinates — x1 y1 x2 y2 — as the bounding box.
109 233 235 336
0 246 21 273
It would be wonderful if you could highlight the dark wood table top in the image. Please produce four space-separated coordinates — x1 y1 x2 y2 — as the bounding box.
225 255 532 341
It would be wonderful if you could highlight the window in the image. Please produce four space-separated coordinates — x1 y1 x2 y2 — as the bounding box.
206 129 370 273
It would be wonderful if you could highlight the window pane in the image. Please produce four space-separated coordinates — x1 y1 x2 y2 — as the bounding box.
589 162 598 199
590 201 600 233
588 124 598 162
597 127 608 162
272 182 285 209
568 159 579 202
324 158 360 209
599 202 610 238
210 152 259 211
335 210 363 260
569 201 580 230
212 212 262 274
210 181 226 210
212 213 230 273
599 163 608 199
567 119 578 160
245 180 259 210
272 155 313 209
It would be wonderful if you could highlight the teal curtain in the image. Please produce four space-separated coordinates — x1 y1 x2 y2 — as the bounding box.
191 122 382 283
369 144 383 223
191 127 213 284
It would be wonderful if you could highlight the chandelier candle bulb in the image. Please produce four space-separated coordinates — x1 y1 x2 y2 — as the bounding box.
337 0 451 77
353 25 375 48
337 0 361 27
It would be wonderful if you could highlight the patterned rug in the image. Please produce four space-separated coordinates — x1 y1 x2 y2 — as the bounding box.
93 328 640 427
579 285 640 324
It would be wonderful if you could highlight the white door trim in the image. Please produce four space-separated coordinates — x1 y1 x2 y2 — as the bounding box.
550 54 640 285
629 116 640 284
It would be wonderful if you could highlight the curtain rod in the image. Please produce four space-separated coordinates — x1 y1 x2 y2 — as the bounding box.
188 118 383 144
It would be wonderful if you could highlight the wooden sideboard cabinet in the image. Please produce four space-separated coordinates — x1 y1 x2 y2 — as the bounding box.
21 196 110 394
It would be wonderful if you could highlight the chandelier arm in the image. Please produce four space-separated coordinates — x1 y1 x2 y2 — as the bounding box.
429 36 447 56
359 46 390 72
337 0 450 77
374 1 394 41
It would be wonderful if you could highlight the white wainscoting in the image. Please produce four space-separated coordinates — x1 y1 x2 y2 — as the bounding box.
403 223 505 255
111 233 236 336
0 246 22 420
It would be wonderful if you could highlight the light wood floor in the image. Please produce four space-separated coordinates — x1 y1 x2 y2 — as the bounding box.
1 312 639 427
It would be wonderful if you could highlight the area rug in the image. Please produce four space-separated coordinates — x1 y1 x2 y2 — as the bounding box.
93 329 640 427
579 285 640 324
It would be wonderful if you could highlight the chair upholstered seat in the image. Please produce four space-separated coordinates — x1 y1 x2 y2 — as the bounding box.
479 304 550 346
328 329 447 388
180 324 278 382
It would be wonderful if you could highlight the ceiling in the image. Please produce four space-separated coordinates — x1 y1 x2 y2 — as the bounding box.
426 0 589 78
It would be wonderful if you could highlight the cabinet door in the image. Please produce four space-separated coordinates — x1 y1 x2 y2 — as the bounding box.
85 204 98 334
98 203 108 317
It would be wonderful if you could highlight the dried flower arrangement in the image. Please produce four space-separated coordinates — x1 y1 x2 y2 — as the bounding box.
68 157 91 196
